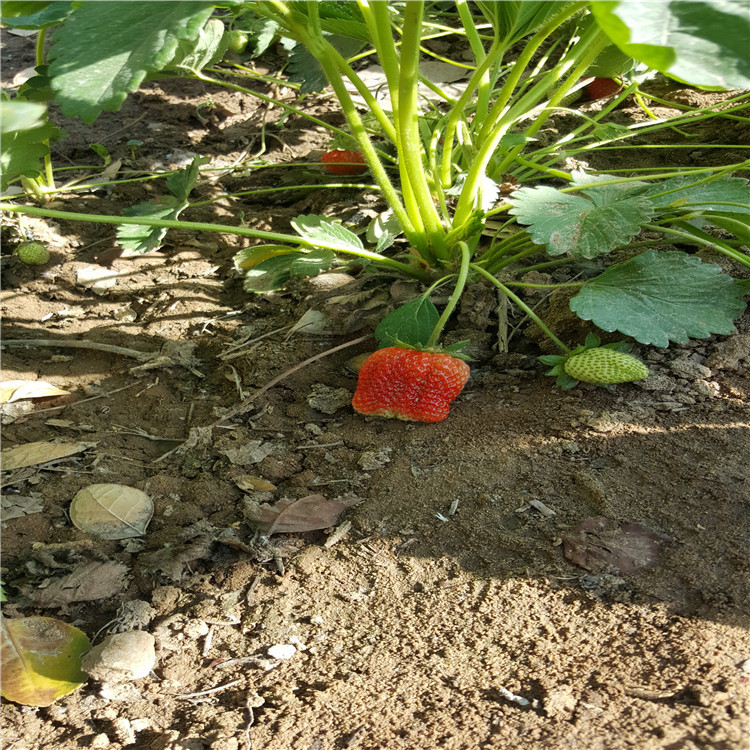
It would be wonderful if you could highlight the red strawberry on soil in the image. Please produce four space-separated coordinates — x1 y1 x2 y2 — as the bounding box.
352 347 470 423
585 77 623 100
321 148 367 175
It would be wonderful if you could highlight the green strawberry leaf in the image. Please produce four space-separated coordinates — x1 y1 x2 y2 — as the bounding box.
248 16 280 57
570 250 747 347
291 214 364 253
159 18 227 75
48 2 215 123
0 101 62 191
117 199 186 256
508 178 653 258
556 373 580 390
583 332 602 349
16 66 56 103
639 175 750 216
241 249 335 293
538 355 567 366
116 156 206 254
0 1 76 29
374 230 396 254
165 155 209 202
288 35 365 93
375 297 440 349
0 99 49 134
589 0 750 90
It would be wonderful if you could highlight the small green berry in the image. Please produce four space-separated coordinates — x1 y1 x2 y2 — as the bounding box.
224 30 248 55
564 347 649 384
14 241 50 266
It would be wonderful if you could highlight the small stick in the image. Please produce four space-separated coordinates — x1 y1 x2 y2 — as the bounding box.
174 678 243 699
22 382 141 415
1 338 154 361
213 334 371 425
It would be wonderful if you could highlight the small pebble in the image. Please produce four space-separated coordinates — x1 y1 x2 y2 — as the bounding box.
81 631 156 683
267 644 297 660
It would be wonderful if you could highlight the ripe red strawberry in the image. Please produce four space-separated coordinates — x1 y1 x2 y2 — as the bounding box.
585 77 622 100
352 347 470 423
321 148 367 175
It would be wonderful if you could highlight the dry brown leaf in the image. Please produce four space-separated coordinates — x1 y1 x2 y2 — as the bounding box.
562 517 673 575
1 494 44 521
0 441 91 471
70 484 153 540
244 494 348 535
0 380 70 404
26 561 129 609
235 475 277 492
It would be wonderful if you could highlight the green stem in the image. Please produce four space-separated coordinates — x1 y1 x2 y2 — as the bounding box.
257 3 427 256
0 203 431 280
503 281 583 289
485 245 540 274
452 2 588 226
396 1 449 259
439 41 503 187
490 29 611 178
516 258 577 275
471 264 571 354
426 242 472 347
657 223 750 269
35 28 55 191
455 0 490 126
203 68 350 139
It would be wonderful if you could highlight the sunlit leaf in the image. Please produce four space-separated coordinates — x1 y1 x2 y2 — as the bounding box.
292 214 364 253
0 380 70 404
589 0 750 89
0 2 76 30
0 101 61 191
0 441 90 471
116 199 184 256
240 248 335 292
1 614 89 707
570 250 747 346
48 1 215 122
639 174 750 215
70 483 153 540
509 180 653 258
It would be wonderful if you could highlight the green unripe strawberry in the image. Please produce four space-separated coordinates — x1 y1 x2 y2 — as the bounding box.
224 30 248 55
14 241 50 266
564 348 649 384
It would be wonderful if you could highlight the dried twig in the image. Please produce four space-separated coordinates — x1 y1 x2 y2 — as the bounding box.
1 338 154 361
213 334 371 426
174 678 243 699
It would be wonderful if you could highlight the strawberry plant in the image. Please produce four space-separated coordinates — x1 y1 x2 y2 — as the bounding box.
1 0 749 413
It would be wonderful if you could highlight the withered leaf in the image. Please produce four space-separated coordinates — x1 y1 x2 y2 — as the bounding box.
562 517 672 575
70 484 153 540
0 380 70 404
244 494 348 535
0 441 92 471
26 561 129 609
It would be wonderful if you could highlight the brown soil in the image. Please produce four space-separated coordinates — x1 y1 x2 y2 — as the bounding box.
2 29 749 750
